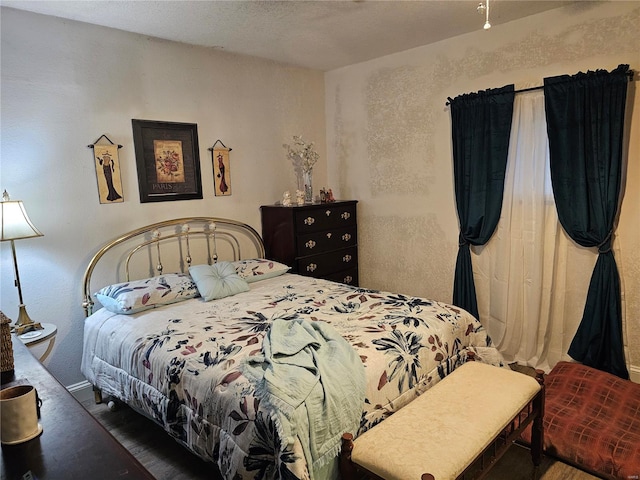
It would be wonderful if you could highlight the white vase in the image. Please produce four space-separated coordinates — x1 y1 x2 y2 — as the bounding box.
303 170 313 203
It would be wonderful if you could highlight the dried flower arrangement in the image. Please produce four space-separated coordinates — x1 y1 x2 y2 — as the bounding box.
283 135 319 173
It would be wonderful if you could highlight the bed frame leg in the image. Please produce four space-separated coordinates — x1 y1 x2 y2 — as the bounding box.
531 369 545 467
93 386 103 404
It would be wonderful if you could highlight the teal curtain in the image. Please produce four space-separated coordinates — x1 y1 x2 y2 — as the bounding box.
544 64 630 379
450 85 515 320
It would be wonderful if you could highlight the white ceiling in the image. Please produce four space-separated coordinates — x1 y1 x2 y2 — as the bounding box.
1 0 579 71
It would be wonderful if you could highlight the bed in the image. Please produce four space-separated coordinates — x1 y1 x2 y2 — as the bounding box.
80 217 506 480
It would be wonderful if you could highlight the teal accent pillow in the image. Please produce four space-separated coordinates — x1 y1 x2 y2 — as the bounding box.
95 273 199 315
189 262 250 301
232 258 290 283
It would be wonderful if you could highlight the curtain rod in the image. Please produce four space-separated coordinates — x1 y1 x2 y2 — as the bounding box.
445 69 635 106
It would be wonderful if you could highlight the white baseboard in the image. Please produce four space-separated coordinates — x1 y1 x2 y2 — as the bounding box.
630 365 640 384
67 380 94 404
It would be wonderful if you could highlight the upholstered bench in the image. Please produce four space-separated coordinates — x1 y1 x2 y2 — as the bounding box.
340 361 544 480
520 361 640 480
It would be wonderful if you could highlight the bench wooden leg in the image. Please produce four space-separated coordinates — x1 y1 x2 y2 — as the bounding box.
340 433 360 480
531 369 545 466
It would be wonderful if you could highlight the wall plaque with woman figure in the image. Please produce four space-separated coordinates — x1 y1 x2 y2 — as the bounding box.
213 146 231 196
93 144 123 204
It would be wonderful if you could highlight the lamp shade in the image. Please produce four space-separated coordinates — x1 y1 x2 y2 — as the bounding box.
0 193 43 241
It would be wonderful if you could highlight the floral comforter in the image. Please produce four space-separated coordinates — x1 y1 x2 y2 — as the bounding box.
82 274 504 480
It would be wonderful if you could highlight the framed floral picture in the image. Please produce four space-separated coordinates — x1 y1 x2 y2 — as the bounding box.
132 119 203 203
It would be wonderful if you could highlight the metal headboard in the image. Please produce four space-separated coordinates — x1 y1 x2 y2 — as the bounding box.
82 217 265 316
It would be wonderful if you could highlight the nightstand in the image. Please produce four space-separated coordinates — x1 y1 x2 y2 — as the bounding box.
17 323 57 362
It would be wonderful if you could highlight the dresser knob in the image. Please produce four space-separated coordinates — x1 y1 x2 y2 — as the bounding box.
326 232 332 239
342 233 351 242
304 216 315 225
326 210 332 216
341 212 351 220
344 276 353 284
305 240 316 249
307 263 317 272
343 254 352 263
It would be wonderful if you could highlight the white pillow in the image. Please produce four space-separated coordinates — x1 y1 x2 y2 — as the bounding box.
232 258 290 283
95 273 199 314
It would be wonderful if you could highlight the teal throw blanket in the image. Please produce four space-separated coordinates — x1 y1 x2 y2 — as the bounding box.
243 318 366 479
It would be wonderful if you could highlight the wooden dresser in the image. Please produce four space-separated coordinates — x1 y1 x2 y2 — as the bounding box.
261 200 358 286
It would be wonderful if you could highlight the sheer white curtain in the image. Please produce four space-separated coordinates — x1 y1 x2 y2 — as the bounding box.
473 90 600 372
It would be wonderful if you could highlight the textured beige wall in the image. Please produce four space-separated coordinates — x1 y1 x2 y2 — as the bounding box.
326 2 640 376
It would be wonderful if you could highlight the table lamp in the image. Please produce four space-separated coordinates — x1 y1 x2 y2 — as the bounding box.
0 190 43 335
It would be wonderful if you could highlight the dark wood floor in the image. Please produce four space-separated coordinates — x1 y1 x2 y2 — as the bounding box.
82 399 220 480
82 398 599 480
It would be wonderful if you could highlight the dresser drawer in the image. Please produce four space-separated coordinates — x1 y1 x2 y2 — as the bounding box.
296 225 357 256
296 247 358 278
323 267 359 286
294 203 356 233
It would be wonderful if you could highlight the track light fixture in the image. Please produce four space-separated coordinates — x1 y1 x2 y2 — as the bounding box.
477 0 491 30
